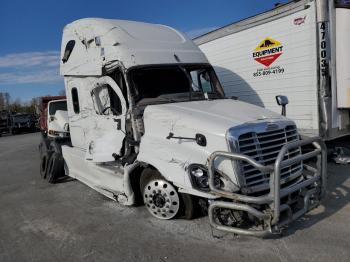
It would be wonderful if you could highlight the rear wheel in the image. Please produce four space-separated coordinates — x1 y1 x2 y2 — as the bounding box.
46 151 64 183
38 139 50 158
46 141 65 183
39 137 52 179
40 153 49 178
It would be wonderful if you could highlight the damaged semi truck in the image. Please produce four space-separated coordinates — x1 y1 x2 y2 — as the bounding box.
41 18 327 236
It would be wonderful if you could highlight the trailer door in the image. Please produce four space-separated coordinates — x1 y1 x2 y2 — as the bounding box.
335 1 350 108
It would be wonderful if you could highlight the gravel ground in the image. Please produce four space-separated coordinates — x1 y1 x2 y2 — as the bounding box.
0 132 349 262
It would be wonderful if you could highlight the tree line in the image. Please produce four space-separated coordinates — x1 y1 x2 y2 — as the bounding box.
0 92 40 115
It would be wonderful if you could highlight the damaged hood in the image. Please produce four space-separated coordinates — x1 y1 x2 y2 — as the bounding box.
139 98 288 186
143 99 285 137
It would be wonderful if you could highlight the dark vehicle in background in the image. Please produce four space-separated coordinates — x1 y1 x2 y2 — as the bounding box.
0 111 12 136
10 113 37 134
0 111 37 136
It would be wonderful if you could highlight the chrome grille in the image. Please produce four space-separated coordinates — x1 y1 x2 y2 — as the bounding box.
237 125 302 190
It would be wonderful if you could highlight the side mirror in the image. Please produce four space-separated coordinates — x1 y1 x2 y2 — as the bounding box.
275 95 289 116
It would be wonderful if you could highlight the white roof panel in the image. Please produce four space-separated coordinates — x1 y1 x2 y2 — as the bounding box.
60 18 208 76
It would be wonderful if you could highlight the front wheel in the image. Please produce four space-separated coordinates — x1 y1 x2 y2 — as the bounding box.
141 169 180 219
140 168 194 220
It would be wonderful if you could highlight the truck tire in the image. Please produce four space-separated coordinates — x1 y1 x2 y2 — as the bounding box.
140 168 194 220
39 136 52 161
46 151 64 183
40 152 50 179
45 141 65 183
39 136 52 179
39 140 47 158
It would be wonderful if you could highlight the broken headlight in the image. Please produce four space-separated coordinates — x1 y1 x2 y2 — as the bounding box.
189 164 221 191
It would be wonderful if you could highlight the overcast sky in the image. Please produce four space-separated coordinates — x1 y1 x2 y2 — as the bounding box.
0 0 286 102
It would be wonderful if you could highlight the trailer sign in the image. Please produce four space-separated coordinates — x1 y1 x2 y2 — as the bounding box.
253 37 283 67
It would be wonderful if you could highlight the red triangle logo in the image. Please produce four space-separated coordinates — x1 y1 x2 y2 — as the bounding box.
254 53 282 67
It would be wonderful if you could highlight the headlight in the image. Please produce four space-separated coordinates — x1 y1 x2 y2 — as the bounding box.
64 123 69 132
48 130 59 136
189 164 221 191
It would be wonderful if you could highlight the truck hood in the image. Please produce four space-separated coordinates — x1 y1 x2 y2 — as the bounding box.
144 99 285 136
139 99 288 189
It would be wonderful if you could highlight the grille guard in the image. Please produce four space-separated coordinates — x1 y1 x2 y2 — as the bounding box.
207 137 327 237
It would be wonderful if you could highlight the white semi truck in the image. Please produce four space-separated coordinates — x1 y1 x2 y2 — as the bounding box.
194 0 350 140
40 18 327 236
39 98 69 183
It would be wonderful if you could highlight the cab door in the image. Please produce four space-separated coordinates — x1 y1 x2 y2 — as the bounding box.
85 76 127 163
66 80 88 150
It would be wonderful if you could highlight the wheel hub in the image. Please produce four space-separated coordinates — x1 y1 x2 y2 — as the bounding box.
153 193 166 208
143 179 180 220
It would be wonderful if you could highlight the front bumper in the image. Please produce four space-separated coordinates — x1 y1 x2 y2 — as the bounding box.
206 137 327 237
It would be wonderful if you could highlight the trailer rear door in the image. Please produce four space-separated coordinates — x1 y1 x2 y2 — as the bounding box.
336 4 350 108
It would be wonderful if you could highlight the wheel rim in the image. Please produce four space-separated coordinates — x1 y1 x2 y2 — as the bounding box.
143 179 180 219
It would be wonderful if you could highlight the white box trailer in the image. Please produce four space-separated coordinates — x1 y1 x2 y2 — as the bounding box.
194 0 350 140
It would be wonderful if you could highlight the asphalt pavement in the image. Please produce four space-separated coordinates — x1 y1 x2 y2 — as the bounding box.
0 132 349 262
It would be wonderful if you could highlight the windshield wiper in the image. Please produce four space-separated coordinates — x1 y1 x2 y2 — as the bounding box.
157 96 177 103
206 92 223 99
137 96 177 106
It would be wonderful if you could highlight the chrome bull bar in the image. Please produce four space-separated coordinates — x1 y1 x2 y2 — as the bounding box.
207 137 327 237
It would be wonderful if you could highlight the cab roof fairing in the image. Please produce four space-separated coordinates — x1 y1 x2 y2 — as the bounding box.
60 18 209 76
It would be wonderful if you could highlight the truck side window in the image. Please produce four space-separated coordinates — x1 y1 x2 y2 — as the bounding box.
199 72 213 93
190 71 200 91
190 69 213 93
92 85 122 116
71 88 80 114
62 40 75 63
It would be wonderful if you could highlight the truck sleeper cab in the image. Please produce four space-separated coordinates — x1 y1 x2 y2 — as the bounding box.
51 18 327 236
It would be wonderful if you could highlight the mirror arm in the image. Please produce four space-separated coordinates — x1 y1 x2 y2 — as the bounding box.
281 105 286 116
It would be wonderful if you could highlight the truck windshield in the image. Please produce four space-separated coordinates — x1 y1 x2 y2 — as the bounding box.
13 114 32 121
49 101 67 116
129 64 225 105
